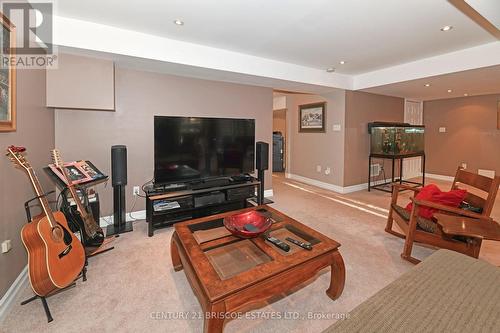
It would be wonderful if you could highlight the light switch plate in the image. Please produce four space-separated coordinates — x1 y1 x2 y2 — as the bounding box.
316 165 322 173
439 127 446 133
332 124 341 131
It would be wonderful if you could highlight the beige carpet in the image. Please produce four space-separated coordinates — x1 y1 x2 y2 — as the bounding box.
1 175 498 332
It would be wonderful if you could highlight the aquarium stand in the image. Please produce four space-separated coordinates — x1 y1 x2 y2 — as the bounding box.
368 153 425 193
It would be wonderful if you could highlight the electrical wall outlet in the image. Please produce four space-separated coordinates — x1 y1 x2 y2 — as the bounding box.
332 124 341 131
133 186 140 196
325 167 331 175
2 240 12 253
316 165 322 173
461 163 467 169
439 127 446 133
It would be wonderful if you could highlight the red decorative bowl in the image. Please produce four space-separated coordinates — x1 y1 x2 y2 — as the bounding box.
223 210 272 238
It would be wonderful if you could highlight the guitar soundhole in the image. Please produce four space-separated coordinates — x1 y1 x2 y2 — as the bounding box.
51 226 64 241
51 225 73 246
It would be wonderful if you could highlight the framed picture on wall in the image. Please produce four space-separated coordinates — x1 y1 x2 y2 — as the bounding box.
299 102 326 132
0 13 16 132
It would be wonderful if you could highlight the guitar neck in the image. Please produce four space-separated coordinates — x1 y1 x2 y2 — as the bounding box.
66 179 89 219
59 166 97 233
27 168 57 227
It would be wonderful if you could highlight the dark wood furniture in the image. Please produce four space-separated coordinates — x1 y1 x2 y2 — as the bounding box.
145 179 260 236
368 153 425 192
171 205 345 333
385 167 500 264
436 213 500 241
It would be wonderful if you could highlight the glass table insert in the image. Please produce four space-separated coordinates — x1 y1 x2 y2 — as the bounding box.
187 208 320 280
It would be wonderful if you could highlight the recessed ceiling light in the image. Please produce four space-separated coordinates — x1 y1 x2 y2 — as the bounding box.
339 61 346 65
441 25 453 31
424 83 431 87
463 93 468 96
326 67 335 73
174 19 184 26
447 89 452 93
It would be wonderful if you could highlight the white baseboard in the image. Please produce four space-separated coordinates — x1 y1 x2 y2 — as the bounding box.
425 173 455 182
285 173 396 194
286 173 345 193
99 210 146 227
0 265 28 324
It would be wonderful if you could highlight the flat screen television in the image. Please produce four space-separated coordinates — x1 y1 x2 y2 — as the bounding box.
154 116 255 184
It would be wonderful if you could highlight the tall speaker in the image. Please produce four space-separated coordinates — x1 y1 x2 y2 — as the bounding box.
107 145 133 236
256 142 269 205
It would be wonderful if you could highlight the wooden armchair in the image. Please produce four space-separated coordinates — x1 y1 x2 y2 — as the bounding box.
385 167 500 264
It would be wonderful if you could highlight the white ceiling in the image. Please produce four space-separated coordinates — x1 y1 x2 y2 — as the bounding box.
362 65 500 100
56 0 496 75
465 0 500 29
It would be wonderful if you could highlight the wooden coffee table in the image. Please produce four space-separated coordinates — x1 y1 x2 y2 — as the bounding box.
171 205 345 332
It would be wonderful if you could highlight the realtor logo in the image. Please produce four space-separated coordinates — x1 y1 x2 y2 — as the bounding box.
1 1 57 68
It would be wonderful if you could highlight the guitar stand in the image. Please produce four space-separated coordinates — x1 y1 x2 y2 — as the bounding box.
20 282 77 323
23 193 86 323
87 236 117 258
60 187 117 259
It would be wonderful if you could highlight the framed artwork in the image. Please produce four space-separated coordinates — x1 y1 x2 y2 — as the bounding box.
299 102 326 132
0 13 15 132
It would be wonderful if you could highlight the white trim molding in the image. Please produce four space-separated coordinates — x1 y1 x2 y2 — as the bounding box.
286 173 398 194
425 173 455 182
0 266 28 324
99 210 146 227
286 174 345 193
285 173 370 194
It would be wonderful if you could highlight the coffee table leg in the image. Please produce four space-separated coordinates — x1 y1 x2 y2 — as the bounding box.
326 251 345 300
171 232 183 271
203 302 226 333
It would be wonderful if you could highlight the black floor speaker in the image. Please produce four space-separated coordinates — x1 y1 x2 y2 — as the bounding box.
107 145 133 236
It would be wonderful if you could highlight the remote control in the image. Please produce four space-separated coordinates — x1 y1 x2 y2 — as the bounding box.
265 235 290 252
285 237 313 250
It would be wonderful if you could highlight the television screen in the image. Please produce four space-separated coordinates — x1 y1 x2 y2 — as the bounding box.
154 116 255 184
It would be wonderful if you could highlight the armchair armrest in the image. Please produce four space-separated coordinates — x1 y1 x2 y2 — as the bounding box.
390 184 422 207
411 198 490 220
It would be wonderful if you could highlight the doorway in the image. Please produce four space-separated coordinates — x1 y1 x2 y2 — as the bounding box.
273 109 287 172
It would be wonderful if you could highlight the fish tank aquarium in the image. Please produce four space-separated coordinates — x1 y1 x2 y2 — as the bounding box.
368 122 425 156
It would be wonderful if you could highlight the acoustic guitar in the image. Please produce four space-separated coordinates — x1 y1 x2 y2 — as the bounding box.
51 149 105 255
6 146 85 296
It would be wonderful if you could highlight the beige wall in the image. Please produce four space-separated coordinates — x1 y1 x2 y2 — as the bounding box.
287 90 346 186
424 94 500 177
0 69 54 298
55 67 273 216
46 53 115 110
344 91 404 186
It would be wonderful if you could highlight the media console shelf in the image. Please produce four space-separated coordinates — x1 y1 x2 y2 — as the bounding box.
145 179 260 237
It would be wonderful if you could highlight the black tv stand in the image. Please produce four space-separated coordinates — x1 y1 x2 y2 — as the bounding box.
189 177 232 190
145 177 260 236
